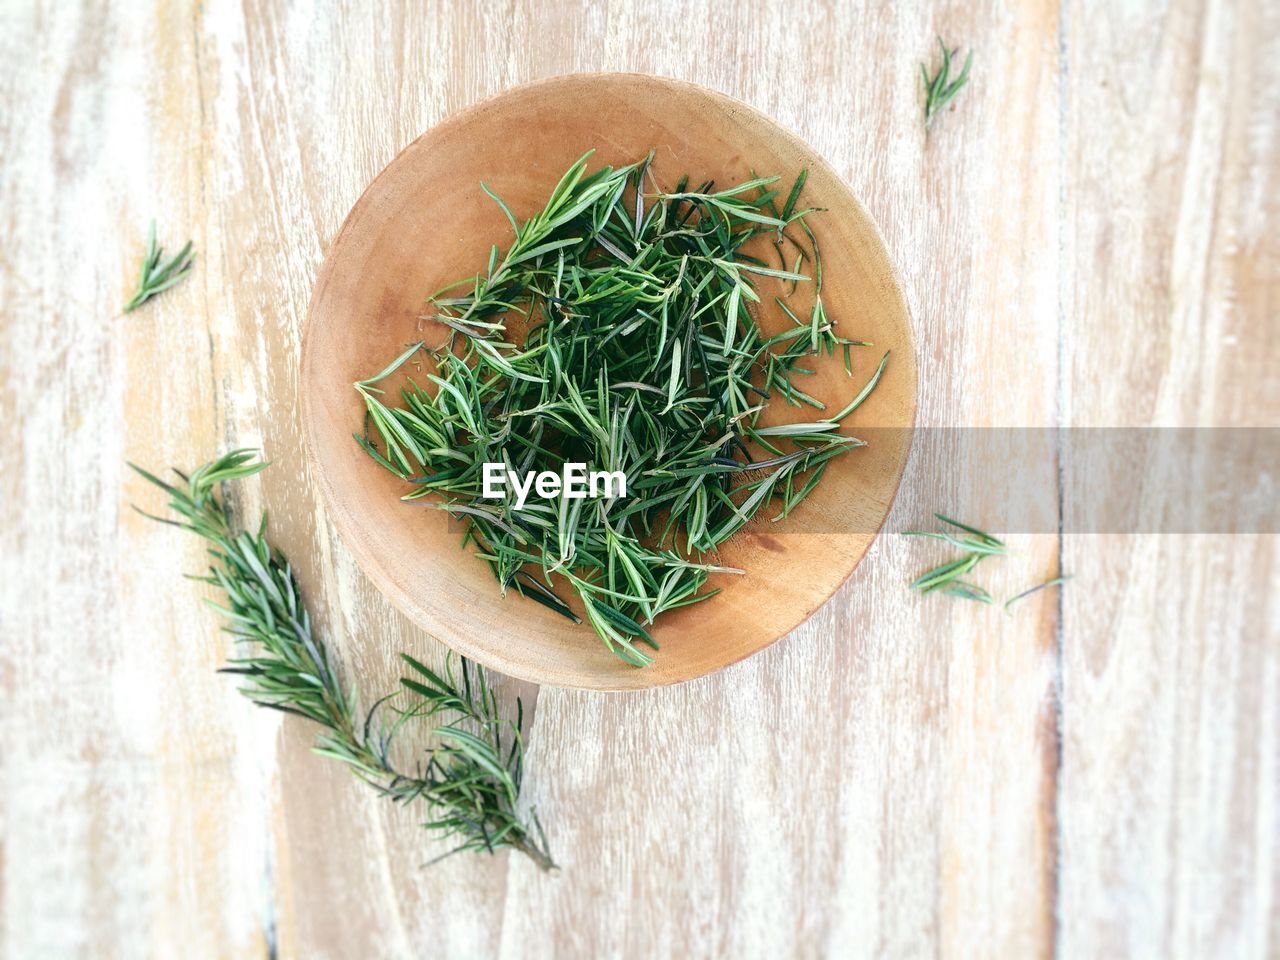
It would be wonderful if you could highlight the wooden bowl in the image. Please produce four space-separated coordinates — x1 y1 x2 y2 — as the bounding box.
301 73 915 690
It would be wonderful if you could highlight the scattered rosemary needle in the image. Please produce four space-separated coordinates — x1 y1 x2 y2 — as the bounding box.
130 449 556 872
355 151 887 667
124 219 196 312
921 37 974 129
1004 574 1072 612
907 516 1072 612
943 580 995 605
905 513 1006 595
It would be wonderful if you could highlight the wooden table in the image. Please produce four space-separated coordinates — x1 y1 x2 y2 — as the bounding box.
2 2 1275 957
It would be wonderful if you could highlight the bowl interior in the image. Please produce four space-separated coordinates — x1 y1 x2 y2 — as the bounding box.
302 73 915 690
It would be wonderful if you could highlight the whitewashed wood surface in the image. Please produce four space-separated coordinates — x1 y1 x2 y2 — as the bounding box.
1 1 1275 957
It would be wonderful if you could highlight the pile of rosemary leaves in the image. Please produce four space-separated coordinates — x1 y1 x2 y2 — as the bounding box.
355 151 889 666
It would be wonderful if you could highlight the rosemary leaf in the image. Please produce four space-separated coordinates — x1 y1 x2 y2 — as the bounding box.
1004 574 1072 611
124 220 196 312
904 513 1004 599
922 38 974 129
942 580 995 604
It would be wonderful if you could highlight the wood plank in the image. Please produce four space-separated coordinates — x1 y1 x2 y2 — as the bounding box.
13 0 1272 957
184 1 1061 955
1060 0 1279 956
0 0 1060 954
0 3 271 956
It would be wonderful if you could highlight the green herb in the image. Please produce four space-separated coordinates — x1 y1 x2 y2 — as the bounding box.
355 151 887 667
1004 574 1072 611
921 38 974 129
124 220 195 312
905 513 1006 595
942 580 995 604
130 450 556 872
906 516 1073 611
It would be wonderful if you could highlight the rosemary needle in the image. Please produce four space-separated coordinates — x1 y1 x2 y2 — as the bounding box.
130 450 557 872
1004 574 1072 611
907 515 1072 612
355 152 887 667
124 220 196 312
943 580 995 605
904 513 1006 595
921 37 974 129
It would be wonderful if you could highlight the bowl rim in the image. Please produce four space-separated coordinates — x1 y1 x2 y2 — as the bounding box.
301 70 918 690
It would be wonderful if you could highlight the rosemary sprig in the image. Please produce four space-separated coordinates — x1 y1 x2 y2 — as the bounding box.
921 37 974 129
1004 574 1072 611
905 513 1007 595
130 449 556 872
124 220 196 312
355 151 887 667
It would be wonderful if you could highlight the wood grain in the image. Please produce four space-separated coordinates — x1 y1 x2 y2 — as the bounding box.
1059 1 1280 956
0 1 1272 958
